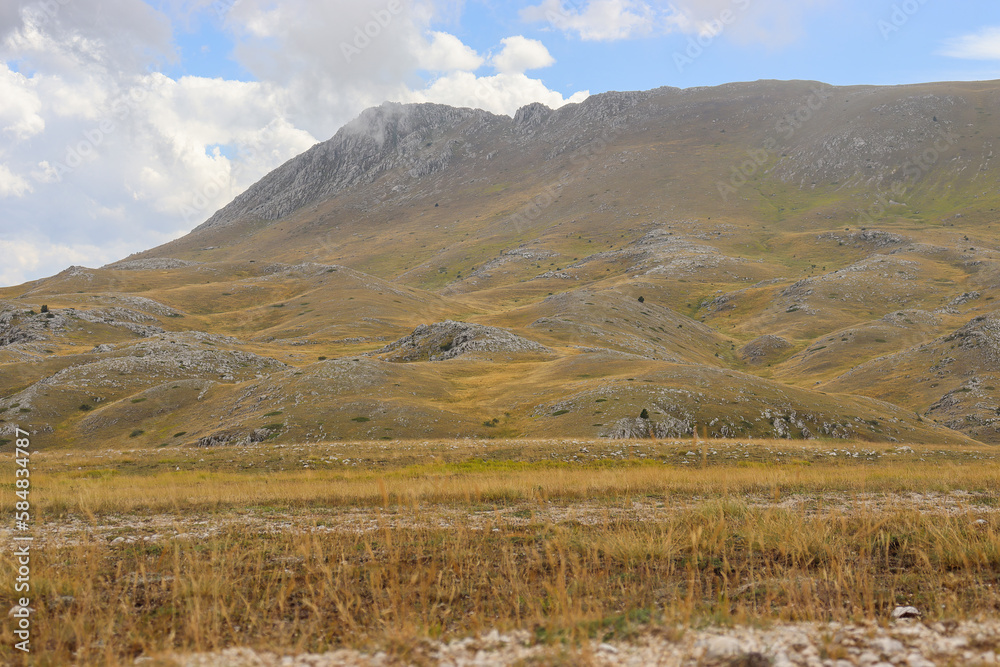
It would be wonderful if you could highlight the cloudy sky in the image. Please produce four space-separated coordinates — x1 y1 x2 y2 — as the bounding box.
2 0 1000 286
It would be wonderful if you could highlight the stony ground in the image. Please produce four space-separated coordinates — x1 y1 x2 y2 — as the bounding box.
11 489 997 549
21 491 998 666
160 619 1000 666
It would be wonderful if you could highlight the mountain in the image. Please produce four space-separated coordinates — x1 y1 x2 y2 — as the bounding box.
3 78 1000 448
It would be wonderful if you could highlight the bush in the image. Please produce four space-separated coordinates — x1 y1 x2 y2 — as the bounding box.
129 430 144 438
639 409 650 420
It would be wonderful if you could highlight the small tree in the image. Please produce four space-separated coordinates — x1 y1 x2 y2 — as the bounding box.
639 408 649 420
637 296 645 303
40 305 49 313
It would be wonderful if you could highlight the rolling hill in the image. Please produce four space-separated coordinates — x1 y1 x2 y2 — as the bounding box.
3 78 1000 448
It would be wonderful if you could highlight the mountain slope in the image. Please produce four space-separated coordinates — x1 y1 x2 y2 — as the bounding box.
3 79 1000 447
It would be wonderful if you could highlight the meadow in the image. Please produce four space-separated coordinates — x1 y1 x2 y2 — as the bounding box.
2 438 999 665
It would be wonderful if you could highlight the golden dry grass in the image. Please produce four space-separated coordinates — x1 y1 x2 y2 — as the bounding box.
1 439 999 665
33 455 1000 515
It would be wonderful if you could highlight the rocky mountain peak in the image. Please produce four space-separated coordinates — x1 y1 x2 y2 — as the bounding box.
196 102 500 231
513 102 552 130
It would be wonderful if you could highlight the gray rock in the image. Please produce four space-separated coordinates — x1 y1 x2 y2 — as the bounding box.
196 103 501 230
604 416 693 439
892 606 921 620
374 320 550 362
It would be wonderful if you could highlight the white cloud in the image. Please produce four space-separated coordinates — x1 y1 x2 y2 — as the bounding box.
419 31 485 71
411 71 588 115
0 237 146 288
521 0 656 41
522 0 826 46
682 0 827 48
2 0 174 73
0 0 589 286
0 164 32 198
0 66 43 140
940 27 1000 60
492 36 556 73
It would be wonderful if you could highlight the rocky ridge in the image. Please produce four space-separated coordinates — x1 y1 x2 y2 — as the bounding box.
373 321 551 362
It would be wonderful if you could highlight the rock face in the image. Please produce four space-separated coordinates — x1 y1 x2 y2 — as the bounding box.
196 103 502 230
942 314 1000 358
374 321 550 362
605 416 693 439
105 258 202 270
739 335 792 365
192 88 670 232
198 429 271 447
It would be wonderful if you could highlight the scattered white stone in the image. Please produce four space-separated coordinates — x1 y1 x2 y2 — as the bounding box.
892 606 921 620
871 637 905 655
703 635 741 659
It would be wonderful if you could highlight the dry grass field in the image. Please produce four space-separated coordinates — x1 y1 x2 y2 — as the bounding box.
4 81 1000 664
3 438 1000 665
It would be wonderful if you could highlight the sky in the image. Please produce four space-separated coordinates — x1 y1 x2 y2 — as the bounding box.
2 0 1000 287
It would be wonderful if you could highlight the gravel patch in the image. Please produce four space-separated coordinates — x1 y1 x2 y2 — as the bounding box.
157 619 1000 666
11 491 998 549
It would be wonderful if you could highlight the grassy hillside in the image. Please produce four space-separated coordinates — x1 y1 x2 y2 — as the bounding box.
2 79 1000 447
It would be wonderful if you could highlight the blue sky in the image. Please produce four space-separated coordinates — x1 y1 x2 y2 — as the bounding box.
162 1 1000 93
2 0 1000 286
